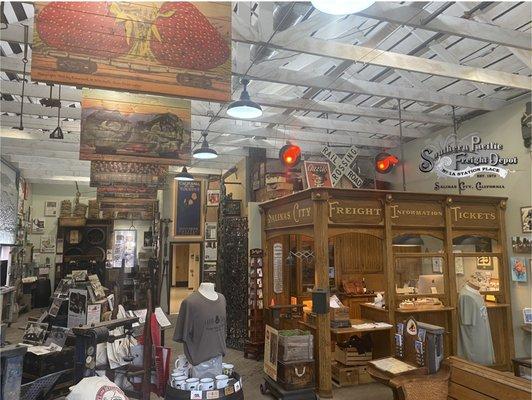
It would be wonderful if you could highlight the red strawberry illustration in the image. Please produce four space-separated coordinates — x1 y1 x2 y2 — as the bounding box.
150 2 230 71
36 2 132 59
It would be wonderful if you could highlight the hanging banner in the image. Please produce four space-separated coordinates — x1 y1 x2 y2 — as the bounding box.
32 2 231 101
81 89 191 165
173 180 204 241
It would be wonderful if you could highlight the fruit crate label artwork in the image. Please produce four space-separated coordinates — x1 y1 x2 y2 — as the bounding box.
32 2 231 102
81 88 191 165
89 161 168 188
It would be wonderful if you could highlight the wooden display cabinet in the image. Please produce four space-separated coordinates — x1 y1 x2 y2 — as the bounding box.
259 188 514 396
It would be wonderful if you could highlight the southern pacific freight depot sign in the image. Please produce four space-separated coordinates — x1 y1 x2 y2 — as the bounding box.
265 198 498 229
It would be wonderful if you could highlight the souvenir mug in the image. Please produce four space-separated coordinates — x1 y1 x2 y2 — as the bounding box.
185 377 199 391
173 367 189 377
215 374 229 389
222 363 234 376
199 377 215 390
172 375 187 390
175 355 189 369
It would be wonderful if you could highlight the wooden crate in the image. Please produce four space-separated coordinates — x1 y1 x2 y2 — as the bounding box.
335 345 372 366
278 330 314 362
277 359 315 391
332 362 358 387
330 306 350 321
332 362 374 387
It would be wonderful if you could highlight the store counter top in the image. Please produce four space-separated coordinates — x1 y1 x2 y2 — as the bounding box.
395 306 454 313
301 318 393 338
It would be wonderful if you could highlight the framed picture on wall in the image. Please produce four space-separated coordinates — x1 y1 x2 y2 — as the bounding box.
521 206 532 233
511 257 528 282
512 236 532 254
31 218 45 234
112 230 137 270
303 161 333 189
172 180 204 241
204 241 217 261
44 201 58 217
205 222 217 241
207 189 220 207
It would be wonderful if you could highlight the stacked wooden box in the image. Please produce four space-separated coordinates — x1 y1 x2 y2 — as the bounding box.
332 344 373 387
276 330 315 391
330 306 351 328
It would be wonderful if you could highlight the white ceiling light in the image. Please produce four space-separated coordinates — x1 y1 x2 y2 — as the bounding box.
227 78 263 119
192 132 218 160
311 0 375 15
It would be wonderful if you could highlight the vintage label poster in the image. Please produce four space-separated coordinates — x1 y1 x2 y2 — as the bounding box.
173 180 203 241
264 325 279 381
273 242 283 294
86 304 102 325
81 89 191 165
90 161 167 188
303 161 333 189
68 288 88 328
32 2 231 101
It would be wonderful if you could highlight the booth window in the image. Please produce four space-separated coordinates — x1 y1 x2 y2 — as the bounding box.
453 236 501 294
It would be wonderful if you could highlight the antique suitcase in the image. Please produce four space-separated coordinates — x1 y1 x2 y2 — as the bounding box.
277 359 315 391
23 346 75 376
278 330 313 362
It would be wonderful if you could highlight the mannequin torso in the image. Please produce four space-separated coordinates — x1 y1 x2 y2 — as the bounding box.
198 282 218 301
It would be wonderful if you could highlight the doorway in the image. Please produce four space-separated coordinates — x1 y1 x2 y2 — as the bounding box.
170 243 201 313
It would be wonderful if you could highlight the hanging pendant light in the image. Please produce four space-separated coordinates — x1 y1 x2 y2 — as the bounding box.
193 132 218 159
175 166 194 181
311 0 375 15
226 78 262 119
50 84 63 139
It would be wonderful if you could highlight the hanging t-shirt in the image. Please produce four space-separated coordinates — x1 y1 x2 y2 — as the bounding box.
457 285 494 365
173 291 227 365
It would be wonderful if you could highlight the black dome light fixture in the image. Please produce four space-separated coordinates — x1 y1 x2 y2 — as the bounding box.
226 78 263 119
175 166 194 181
192 131 218 160
50 84 64 139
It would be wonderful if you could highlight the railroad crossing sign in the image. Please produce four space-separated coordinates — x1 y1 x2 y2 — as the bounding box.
321 145 364 188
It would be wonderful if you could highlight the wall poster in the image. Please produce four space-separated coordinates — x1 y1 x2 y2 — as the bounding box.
90 161 167 188
112 230 137 270
68 288 88 328
0 160 18 245
81 89 191 165
172 180 204 241
264 325 279 381
32 2 231 101
273 242 283 294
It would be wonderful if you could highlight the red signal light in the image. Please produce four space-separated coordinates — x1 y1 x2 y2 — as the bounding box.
375 152 399 174
279 144 301 167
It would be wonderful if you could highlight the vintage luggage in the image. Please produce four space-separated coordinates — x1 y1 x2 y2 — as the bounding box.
278 330 313 362
277 359 315 391
23 346 75 376
335 344 372 366
330 306 350 322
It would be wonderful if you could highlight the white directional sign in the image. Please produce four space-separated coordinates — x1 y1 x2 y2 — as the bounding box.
321 145 364 188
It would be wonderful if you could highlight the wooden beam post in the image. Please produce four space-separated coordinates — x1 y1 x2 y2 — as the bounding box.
383 194 396 334
444 197 459 355
497 200 515 370
311 190 333 398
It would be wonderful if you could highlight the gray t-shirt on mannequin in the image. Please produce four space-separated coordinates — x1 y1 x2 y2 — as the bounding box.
173 291 227 365
457 285 494 365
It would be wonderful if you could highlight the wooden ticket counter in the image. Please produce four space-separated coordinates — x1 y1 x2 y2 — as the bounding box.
259 188 514 398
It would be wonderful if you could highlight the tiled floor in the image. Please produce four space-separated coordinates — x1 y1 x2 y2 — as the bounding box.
7 308 394 400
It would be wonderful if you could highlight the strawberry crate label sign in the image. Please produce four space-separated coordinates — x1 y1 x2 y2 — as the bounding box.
32 2 231 102
81 89 191 165
89 161 168 189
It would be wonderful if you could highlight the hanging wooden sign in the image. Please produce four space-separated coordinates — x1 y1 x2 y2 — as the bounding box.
32 2 231 101
81 89 191 165
90 161 167 188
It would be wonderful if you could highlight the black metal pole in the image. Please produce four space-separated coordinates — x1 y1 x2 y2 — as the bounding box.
397 99 406 191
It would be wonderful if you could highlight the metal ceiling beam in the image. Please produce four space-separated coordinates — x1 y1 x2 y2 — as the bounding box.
356 2 532 51
234 64 505 110
234 29 531 90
